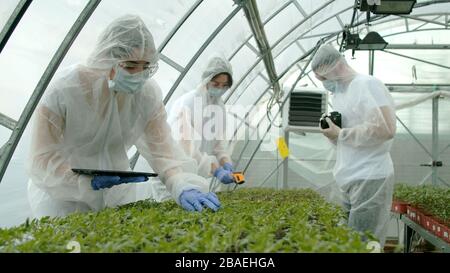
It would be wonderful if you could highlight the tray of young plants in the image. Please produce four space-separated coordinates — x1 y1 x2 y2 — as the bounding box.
0 188 374 252
393 184 450 243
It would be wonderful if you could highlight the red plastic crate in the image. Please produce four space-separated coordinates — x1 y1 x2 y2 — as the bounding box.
433 218 449 240
422 215 435 234
391 200 408 214
420 215 450 243
441 224 450 243
429 217 440 236
416 210 423 225
406 206 419 223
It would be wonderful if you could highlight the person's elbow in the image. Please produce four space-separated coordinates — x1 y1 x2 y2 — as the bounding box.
379 123 396 141
379 107 396 140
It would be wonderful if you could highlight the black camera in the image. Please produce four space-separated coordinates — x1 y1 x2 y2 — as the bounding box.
320 111 342 129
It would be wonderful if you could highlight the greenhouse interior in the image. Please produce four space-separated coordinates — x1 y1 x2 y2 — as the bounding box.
0 0 449 254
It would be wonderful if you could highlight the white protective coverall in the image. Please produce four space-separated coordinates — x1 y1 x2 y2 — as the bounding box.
312 45 397 247
167 56 232 178
27 15 209 218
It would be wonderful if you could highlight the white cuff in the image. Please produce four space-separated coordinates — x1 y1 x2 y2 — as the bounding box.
165 172 210 205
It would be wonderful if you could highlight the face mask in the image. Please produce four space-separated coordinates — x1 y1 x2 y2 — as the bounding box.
208 87 227 98
109 65 150 94
322 80 338 93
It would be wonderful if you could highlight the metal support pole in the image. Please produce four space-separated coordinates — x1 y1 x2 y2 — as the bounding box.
383 50 450 70
0 0 32 54
431 96 439 185
283 129 289 189
242 40 323 174
157 0 204 53
369 50 375 75
0 0 101 182
403 223 413 253
235 0 281 100
130 6 242 169
396 116 432 157
0 112 17 131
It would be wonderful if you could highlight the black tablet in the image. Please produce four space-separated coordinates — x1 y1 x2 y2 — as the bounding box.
72 168 158 177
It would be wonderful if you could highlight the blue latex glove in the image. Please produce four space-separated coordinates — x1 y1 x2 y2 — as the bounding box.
91 175 148 190
213 167 235 184
223 162 234 172
179 189 221 212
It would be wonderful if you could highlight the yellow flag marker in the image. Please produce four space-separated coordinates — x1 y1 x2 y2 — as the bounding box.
276 137 290 159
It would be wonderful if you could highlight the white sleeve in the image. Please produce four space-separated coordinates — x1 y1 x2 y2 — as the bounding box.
27 104 103 210
171 104 218 177
338 77 396 148
135 85 209 203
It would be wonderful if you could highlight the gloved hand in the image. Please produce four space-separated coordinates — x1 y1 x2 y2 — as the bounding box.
213 167 235 184
179 189 221 212
223 162 234 172
91 175 148 190
321 117 341 141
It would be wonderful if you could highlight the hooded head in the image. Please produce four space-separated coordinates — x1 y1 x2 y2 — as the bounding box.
199 56 233 99
87 15 159 70
311 44 356 92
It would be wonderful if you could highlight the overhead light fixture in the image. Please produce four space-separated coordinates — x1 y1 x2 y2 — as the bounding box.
359 0 416 15
342 30 388 57
343 30 361 50
357 31 388 50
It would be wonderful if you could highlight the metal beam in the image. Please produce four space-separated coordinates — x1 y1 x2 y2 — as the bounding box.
439 144 450 156
225 58 263 103
242 43 321 174
386 84 450 93
336 14 345 28
227 23 338 104
232 40 337 169
0 143 5 157
383 27 449 39
352 11 448 30
369 50 375 76
438 177 450 187
157 0 204 53
0 0 101 183
227 2 354 105
295 41 306 53
292 1 308 17
396 117 432 157
159 53 184 72
432 96 439 185
382 50 450 70
399 14 447 27
386 44 450 50
412 15 442 31
225 4 345 104
230 50 316 166
163 6 241 105
229 0 294 61
129 0 204 169
259 73 270 84
257 159 286 188
0 113 17 131
0 0 32 54
236 0 281 99
271 1 337 50
130 7 242 169
232 2 450 177
245 41 259 55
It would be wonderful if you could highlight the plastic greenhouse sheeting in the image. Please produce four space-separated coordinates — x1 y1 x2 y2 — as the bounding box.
0 0 449 228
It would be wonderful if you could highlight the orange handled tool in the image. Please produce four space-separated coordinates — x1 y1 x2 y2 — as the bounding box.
231 172 245 184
